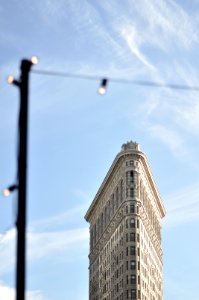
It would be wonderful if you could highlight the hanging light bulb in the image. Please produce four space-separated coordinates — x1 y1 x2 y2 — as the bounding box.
7 75 20 86
98 78 108 95
2 184 18 197
31 56 39 65
3 188 11 197
7 75 15 84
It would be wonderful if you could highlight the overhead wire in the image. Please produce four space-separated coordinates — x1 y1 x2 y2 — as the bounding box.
32 69 199 91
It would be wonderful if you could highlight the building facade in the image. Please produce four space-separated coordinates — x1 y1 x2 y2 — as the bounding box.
85 142 166 300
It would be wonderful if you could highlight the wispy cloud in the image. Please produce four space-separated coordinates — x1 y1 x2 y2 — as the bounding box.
0 229 15 275
0 226 88 275
0 281 51 300
147 124 187 158
28 227 89 262
31 203 88 230
132 0 199 50
120 25 155 70
163 182 199 228
0 197 89 275
32 0 67 25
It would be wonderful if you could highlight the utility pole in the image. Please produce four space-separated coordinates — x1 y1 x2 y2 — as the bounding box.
15 58 32 300
6 57 38 300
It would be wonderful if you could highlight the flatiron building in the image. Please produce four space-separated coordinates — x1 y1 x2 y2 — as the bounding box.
85 142 166 300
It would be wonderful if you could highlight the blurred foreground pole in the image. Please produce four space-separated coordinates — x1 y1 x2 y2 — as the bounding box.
16 59 33 300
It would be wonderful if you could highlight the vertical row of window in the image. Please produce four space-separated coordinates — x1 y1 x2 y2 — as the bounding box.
126 171 136 198
90 179 124 250
139 181 161 240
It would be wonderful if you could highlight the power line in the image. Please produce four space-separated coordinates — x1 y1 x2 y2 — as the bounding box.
32 69 199 91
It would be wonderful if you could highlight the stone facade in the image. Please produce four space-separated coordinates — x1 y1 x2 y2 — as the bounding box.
85 142 166 300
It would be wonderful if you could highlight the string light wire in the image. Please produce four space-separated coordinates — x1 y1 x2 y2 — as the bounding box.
32 69 199 91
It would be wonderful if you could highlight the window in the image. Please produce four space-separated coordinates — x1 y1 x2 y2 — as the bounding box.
90 228 93 250
131 289 136 299
130 246 136 255
138 275 140 284
116 187 119 208
130 233 135 242
126 233 128 242
105 206 107 227
130 188 134 197
112 194 115 215
126 171 134 185
130 218 135 228
126 219 128 228
137 233 140 242
101 213 104 233
130 260 136 270
137 219 139 228
130 205 135 213
131 274 136 284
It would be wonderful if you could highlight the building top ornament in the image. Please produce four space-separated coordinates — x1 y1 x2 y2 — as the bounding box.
121 141 140 151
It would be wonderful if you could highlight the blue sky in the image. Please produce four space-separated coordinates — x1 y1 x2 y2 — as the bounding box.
0 0 199 299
